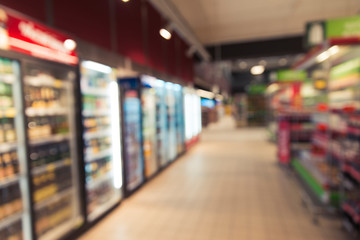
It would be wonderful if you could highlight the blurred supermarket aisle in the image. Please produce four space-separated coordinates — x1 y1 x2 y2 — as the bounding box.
79 117 350 240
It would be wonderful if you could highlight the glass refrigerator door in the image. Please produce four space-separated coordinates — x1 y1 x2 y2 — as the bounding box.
155 82 167 168
81 61 122 222
123 89 144 192
23 61 83 240
141 87 158 178
165 83 177 162
195 94 202 136
0 57 29 240
174 86 184 154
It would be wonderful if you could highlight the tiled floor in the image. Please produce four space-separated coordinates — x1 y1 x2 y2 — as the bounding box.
79 117 351 240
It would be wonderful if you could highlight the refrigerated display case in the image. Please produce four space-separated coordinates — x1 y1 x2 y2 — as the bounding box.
165 83 177 162
141 77 158 178
118 78 144 194
24 60 83 240
0 6 84 240
174 85 185 155
201 98 216 127
183 87 202 149
0 57 28 240
155 80 167 168
80 61 122 222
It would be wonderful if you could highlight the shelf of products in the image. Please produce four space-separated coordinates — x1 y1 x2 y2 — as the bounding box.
81 61 121 221
166 83 178 162
155 80 167 168
290 40 360 233
84 136 112 162
247 94 267 126
277 113 313 165
174 85 184 155
0 213 23 240
23 61 82 240
0 57 25 240
34 192 73 238
141 85 158 178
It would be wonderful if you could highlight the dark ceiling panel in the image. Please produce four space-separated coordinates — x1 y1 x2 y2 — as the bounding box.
146 2 166 73
206 36 305 61
54 0 111 50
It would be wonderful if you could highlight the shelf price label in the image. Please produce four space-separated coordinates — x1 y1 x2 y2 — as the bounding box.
278 119 290 165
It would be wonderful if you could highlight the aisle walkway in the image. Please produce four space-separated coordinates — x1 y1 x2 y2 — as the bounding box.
80 117 349 240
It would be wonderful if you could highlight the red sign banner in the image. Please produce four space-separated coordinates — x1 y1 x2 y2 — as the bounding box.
0 6 78 65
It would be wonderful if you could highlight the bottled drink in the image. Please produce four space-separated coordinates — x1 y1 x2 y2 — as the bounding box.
3 118 15 143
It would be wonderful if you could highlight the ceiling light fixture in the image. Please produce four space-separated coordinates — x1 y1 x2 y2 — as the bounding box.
316 45 340 63
160 24 174 40
316 51 330 63
122 0 130 2
328 45 339 55
159 28 171 40
250 65 265 75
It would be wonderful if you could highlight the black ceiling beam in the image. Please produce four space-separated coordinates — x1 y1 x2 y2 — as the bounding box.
205 35 305 61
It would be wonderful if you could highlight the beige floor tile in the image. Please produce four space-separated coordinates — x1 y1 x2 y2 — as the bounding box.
79 117 351 240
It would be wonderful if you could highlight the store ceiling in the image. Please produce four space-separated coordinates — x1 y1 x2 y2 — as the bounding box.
171 0 360 45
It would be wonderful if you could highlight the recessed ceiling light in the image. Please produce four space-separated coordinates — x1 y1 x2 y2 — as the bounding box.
328 45 339 55
160 28 172 40
122 0 130 2
250 65 265 75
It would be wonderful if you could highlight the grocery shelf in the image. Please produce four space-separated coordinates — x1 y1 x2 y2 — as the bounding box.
35 187 73 210
24 76 67 89
290 143 312 150
82 109 109 117
38 217 76 240
29 134 70 146
0 211 22 231
292 158 340 206
342 177 358 191
0 108 16 118
343 165 360 183
26 107 68 117
32 159 71 175
0 73 16 84
83 128 111 139
342 218 357 233
85 148 112 163
87 195 120 222
0 174 20 187
0 142 17 153
86 171 113 190
82 87 109 96
312 135 329 150
342 202 360 224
